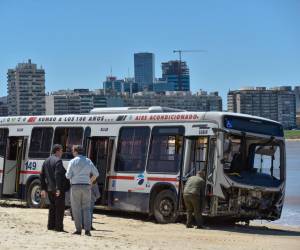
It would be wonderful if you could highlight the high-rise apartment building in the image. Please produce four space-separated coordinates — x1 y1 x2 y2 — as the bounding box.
134 52 155 91
228 87 296 129
7 59 45 116
161 60 190 91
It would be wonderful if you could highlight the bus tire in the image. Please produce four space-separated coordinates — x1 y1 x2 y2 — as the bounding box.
153 189 177 224
26 179 42 208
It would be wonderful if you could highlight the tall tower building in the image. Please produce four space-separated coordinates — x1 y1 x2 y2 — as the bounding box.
7 59 46 116
161 60 190 91
134 52 155 91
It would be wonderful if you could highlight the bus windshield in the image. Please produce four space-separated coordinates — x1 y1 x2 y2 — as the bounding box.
223 134 284 187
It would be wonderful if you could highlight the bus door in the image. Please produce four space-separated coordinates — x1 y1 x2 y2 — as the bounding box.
87 136 115 205
2 136 27 196
181 136 213 211
204 137 217 213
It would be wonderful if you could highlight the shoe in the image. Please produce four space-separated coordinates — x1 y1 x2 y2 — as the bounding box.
196 225 208 229
85 231 91 236
91 226 96 231
186 224 193 228
73 231 81 235
56 229 68 233
48 228 55 231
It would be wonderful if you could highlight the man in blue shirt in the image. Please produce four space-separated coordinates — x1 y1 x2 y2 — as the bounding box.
66 145 99 236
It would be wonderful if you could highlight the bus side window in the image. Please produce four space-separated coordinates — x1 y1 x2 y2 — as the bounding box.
115 127 150 172
7 137 18 161
83 127 91 155
0 128 8 157
147 126 184 174
29 127 53 158
53 127 84 159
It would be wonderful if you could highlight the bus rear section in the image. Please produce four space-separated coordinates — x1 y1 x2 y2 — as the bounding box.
0 124 94 207
0 127 30 200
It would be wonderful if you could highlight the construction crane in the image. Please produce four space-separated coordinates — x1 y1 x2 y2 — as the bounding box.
172 49 206 91
173 49 206 62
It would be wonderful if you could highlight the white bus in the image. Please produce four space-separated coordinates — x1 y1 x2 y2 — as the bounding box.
0 107 285 223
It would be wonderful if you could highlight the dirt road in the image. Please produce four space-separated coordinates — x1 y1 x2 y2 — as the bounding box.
0 205 299 250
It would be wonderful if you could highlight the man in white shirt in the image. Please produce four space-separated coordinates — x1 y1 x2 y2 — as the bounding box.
66 145 99 236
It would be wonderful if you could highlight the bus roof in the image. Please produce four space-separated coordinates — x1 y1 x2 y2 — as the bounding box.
203 111 282 125
90 106 186 114
0 107 282 127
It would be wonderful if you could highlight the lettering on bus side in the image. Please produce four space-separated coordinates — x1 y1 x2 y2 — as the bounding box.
134 114 199 121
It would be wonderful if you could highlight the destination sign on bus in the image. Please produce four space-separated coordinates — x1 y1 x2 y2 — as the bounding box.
224 115 284 137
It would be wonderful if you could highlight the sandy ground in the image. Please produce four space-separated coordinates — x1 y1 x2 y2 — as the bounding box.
0 203 299 250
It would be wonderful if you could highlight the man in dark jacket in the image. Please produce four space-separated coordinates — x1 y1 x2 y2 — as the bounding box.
40 144 69 232
183 170 206 229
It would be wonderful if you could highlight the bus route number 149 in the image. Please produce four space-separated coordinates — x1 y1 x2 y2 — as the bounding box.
25 161 37 170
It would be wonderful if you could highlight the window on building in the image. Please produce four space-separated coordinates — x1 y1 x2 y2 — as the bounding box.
115 127 150 172
53 127 84 159
0 128 8 157
147 126 184 173
29 127 53 158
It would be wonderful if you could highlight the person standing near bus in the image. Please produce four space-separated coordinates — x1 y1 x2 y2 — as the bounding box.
90 178 100 230
183 170 206 229
66 145 99 236
40 144 70 232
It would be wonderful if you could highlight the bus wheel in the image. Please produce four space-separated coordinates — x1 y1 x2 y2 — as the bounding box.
27 179 42 208
153 190 177 224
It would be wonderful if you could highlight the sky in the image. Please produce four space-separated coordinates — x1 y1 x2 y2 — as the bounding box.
0 0 299 106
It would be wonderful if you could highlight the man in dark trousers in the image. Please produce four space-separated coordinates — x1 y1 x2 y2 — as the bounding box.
183 170 206 229
40 144 69 232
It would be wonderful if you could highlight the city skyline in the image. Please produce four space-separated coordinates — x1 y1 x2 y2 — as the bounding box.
1 59 299 128
2 55 299 97
0 0 299 104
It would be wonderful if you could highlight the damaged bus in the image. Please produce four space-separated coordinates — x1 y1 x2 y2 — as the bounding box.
0 107 285 223
195 113 285 223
